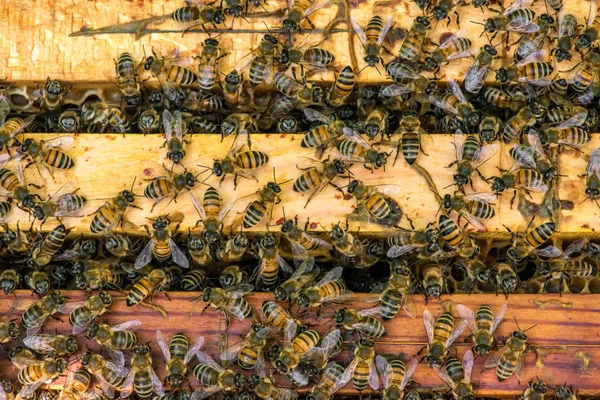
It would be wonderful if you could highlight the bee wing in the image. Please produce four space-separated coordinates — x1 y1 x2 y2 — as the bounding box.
456 304 477 334
169 238 190 269
162 110 174 142
284 318 297 347
0 380 5 400
192 386 224 400
453 129 465 161
439 30 466 49
430 95 458 115
255 351 266 378
289 257 315 280
460 211 488 232
558 14 574 38
588 148 600 178
172 110 185 139
447 50 474 61
465 59 489 94
471 143 499 169
514 350 525 382
563 238 585 258
220 340 245 362
104 359 129 377
484 344 507 368
508 18 540 33
235 52 256 74
8 115 35 139
503 0 533 15
343 126 371 148
368 359 380 390
95 374 115 399
402 293 417 318
315 266 343 288
196 350 225 372
227 129 250 156
19 380 46 400
278 254 295 276
423 309 435 343
509 145 536 171
534 245 562 258
435 366 457 389
185 336 205 365
464 192 496 204
156 330 171 364
134 238 154 270
381 84 413 97
149 364 165 396
463 349 474 383
304 232 332 250
378 15 394 45
376 355 391 388
112 319 142 332
58 299 88 314
119 368 136 398
445 321 466 347
387 244 419 258
320 329 342 357
515 49 546 66
589 0 598 27
349 17 368 46
526 131 546 159
556 112 587 129
107 348 125 369
449 80 468 104
304 108 331 124
303 0 330 17
401 358 418 390
190 191 205 222
43 135 74 149
339 357 360 390
491 304 507 333
291 242 309 267
358 306 381 317
23 335 56 352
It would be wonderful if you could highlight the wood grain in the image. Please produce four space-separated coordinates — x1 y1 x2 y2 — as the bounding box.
0 0 583 83
1 291 597 396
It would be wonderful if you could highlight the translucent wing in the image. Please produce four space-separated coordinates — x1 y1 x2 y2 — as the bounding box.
58 299 88 314
447 50 473 61
376 355 391 388
304 108 331 124
19 380 46 400
508 18 540 33
8 115 36 139
556 112 587 129
226 284 254 299
534 245 562 258
343 126 371 148
163 110 174 142
563 238 585 258
368 359 379 390
515 49 546 66
358 306 381 317
439 30 466 49
191 386 223 400
291 242 309 267
460 211 488 232
509 145 536 171
464 192 497 203
220 340 245 361
445 321 466 347
156 330 171 364
278 254 295 276
185 336 205 365
387 244 420 258
381 84 413 98
284 319 297 348
288 257 315 281
169 238 190 269
104 359 129 377
465 59 489 94
23 335 56 352
430 95 458 115
401 293 417 318
472 143 499 169
191 191 205 221
196 350 225 372
588 148 600 178
43 136 74 149
491 304 507 333
134 238 154 269
401 359 418 390
120 368 135 398
435 367 456 389
449 80 468 104
484 344 507 368
456 304 477 333
463 349 474 383
350 17 368 46
315 266 343 287
589 0 598 27
514 350 525 381
227 128 250 156
149 365 165 396
112 320 142 332
558 13 575 38
320 329 342 357
303 0 331 17
453 129 465 161
423 310 435 342
504 0 534 15
378 15 394 45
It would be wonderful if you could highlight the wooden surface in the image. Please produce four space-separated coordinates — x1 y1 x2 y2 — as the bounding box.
0 133 594 236
0 0 583 83
1 291 597 396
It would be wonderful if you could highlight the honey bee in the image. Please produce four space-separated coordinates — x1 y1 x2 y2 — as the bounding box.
16 136 74 179
376 356 418 400
329 220 366 264
17 357 67 399
0 82 10 125
10 346 36 369
334 307 386 338
506 220 560 263
496 51 554 86
156 332 204 387
435 213 481 258
577 1 600 50
127 267 181 309
522 378 549 400
339 337 379 391
135 214 189 269
585 148 600 204
221 113 257 144
29 224 70 268
494 262 520 297
465 45 498 94
450 130 498 192
105 52 141 110
58 368 92 400
272 322 321 375
235 34 280 87
199 284 254 322
484 318 535 382
58 291 112 334
253 233 293 289
0 269 20 294
363 106 388 140
219 265 249 289
197 37 226 91
22 334 78 357
422 263 447 300
37 77 71 112
420 309 466 368
478 115 501 144
162 110 188 164
301 108 348 158
338 128 389 170
81 351 128 399
208 129 269 188
398 16 430 63
424 31 472 74
346 179 403 227
327 65 355 107
29 183 87 226
248 373 298 400
238 173 287 229
79 259 126 291
477 0 539 39
171 0 226 32
290 329 343 384
568 46 600 93
214 231 249 265
0 319 19 343
430 80 479 127
274 257 320 301
86 320 140 367
283 0 331 34
293 158 349 207
262 301 305 337
537 239 597 293
555 384 577 400
515 14 554 61
220 323 274 373
121 344 164 398
281 215 332 266
536 114 591 148
438 191 496 232
387 226 441 260
57 110 81 133
297 266 347 308
279 31 335 72
306 362 348 400
15 292 65 336
350 15 394 73
435 350 474 400
193 349 246 399
142 48 198 100
223 70 246 106
457 304 506 356
0 115 36 152
274 72 323 105
90 178 140 234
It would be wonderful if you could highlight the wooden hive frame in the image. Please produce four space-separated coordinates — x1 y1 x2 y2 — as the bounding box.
0 0 600 397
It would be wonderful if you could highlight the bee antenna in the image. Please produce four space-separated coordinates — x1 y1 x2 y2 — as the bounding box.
282 206 286 221
524 323 537 332
513 316 521 331
358 64 370 75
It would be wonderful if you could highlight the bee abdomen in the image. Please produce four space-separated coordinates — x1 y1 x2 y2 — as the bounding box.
294 169 321 192
303 48 335 66
466 200 495 219
236 151 269 169
475 305 494 329
365 16 384 42
169 333 189 358
144 179 172 199
243 201 267 229
90 204 117 233
134 372 154 398
302 125 330 148
380 289 401 320
433 312 454 342
525 222 555 247
239 346 259 369
401 132 420 165
43 149 74 169
203 187 222 215
293 329 320 355
127 278 152 306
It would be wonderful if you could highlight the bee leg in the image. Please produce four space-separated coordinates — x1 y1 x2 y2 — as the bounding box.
454 10 460 27
446 160 457 168
509 190 517 208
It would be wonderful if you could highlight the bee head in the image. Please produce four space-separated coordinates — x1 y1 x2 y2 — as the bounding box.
275 359 288 374
442 194 453 210
279 116 298 133
474 344 491 355
273 286 288 301
168 151 184 164
490 177 505 193
532 378 548 393
365 123 381 140
283 19 298 33
221 119 236 136
330 223 345 240
506 247 521 262
484 18 496 32
22 194 37 209
19 138 33 153
1 378 12 394
66 336 78 353
280 219 294 233
32 205 45 221
416 16 430 26
278 48 290 64
301 363 319 377
427 356 443 368
347 180 359 194
577 34 592 50
266 344 280 360
81 239 98 257
426 284 442 299
375 152 388 168
261 233 277 248
432 6 448 21
86 323 99 338
364 55 380 67
56 358 67 373
359 337 374 347
8 321 19 339
424 56 439 72
202 287 212 302
0 277 16 295
153 216 169 230
204 230 220 244
134 344 150 355
225 70 241 85
168 373 184 387
205 38 219 47
51 292 65 305
99 291 112 305
233 232 248 248
453 173 469 188
213 160 223 177
333 308 346 324
296 293 310 307
248 374 261 390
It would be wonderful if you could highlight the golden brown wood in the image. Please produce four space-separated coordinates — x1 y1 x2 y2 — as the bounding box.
0 0 583 83
0 132 583 236
1 291 597 396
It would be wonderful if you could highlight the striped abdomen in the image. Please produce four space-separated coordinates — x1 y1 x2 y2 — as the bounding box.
260 255 279 287
236 151 269 169
249 56 270 87
444 356 465 382
111 331 137 350
239 346 259 369
243 201 267 228
353 360 371 390
433 312 454 343
198 65 217 91
144 178 173 199
134 371 154 398
117 53 136 78
126 277 154 306
318 281 346 302
227 297 252 318
165 65 197 85
303 48 335 66
497 352 518 381
153 239 172 262
338 140 364 160
380 289 401 320
462 135 480 161
0 201 11 220
43 149 74 169
203 186 221 216
567 260 597 277
365 16 384 42
169 333 189 359
90 203 118 233
365 193 391 219
466 199 495 219
388 359 407 386
331 65 355 98
359 315 386 338
519 62 553 80
438 214 463 247
294 168 321 192
516 169 545 189
525 222 555 247
57 194 86 214
18 364 42 384
475 305 494 331
193 365 220 386
561 127 590 145
172 6 201 22
292 329 320 356
102 366 125 389
262 301 292 331
0 169 19 191
401 131 420 165
302 125 331 148
507 8 536 22
39 224 68 259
